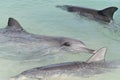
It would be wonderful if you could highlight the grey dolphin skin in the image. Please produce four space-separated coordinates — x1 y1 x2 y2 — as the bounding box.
56 5 118 23
10 48 108 80
0 17 102 54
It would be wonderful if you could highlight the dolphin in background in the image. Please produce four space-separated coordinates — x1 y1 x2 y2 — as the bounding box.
9 47 116 80
56 5 118 23
0 18 103 55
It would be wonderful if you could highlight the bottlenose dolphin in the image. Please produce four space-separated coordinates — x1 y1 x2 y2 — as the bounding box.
56 5 118 23
10 48 113 80
0 18 101 54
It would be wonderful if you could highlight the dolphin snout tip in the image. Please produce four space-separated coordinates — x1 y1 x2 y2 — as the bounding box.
9 77 16 80
56 5 69 11
56 5 62 8
56 5 67 8
9 75 27 80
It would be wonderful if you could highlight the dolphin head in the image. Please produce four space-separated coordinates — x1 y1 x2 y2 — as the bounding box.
59 37 95 54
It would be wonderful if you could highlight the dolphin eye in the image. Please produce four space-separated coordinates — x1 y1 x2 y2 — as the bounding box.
62 42 71 47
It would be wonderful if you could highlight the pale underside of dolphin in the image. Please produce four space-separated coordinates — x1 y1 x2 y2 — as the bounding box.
0 18 103 54
10 48 110 80
56 5 118 23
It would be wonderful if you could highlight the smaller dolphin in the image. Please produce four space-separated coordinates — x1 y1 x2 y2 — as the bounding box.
56 5 118 23
10 48 110 80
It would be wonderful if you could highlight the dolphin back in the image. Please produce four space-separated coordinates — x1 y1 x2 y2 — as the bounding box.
5 18 26 32
56 5 82 12
98 7 118 20
87 48 107 63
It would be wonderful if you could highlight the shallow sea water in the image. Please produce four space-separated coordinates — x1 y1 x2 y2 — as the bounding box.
0 0 120 80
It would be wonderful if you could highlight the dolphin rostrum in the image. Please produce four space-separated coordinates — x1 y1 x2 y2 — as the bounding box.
0 18 102 54
10 48 109 80
56 5 118 23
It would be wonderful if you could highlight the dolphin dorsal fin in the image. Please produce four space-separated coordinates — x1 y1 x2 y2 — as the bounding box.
98 7 118 19
6 17 25 32
87 47 107 63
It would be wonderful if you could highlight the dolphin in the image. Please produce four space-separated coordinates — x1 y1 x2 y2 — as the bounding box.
9 48 110 80
56 5 118 23
0 17 101 54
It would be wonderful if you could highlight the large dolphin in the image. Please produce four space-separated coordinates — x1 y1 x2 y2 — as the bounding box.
9 48 114 80
0 18 101 54
56 5 118 23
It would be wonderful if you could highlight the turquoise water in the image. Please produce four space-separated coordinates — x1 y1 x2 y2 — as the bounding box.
0 0 120 80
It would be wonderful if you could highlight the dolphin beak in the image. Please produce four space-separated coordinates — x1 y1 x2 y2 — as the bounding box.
56 5 62 8
9 78 16 80
56 5 68 10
